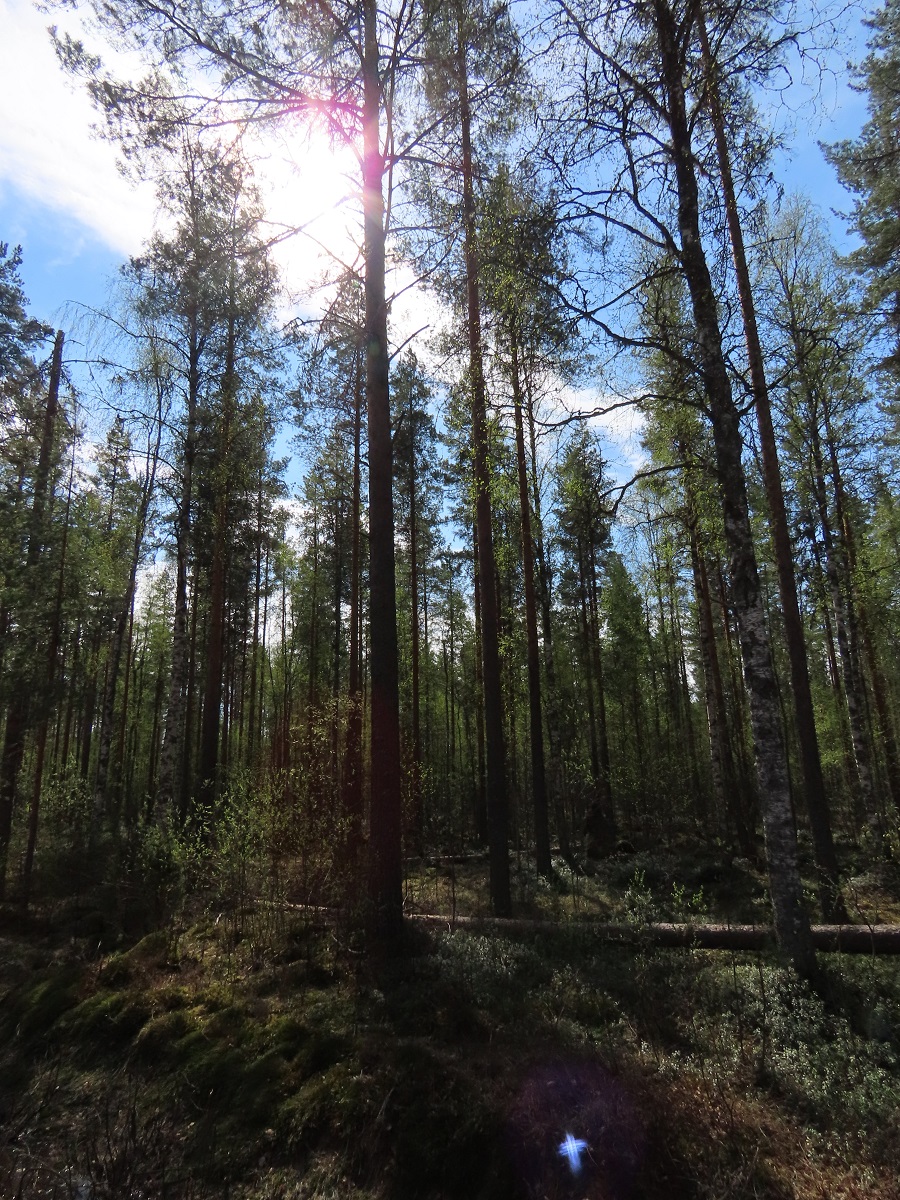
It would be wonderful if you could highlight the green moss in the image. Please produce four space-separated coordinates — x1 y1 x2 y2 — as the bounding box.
60 989 151 1046
386 1042 496 1197
123 928 170 964
205 1003 252 1042
266 1014 311 1058
98 952 132 988
196 982 234 1012
1 964 83 1041
157 983 191 1010
277 1061 369 1149
3 905 899 1199
133 1007 196 1058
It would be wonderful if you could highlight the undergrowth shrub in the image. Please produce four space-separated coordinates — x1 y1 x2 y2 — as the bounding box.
26 770 96 900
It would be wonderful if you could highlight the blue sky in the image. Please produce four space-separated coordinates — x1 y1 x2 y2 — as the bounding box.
1 0 873 328
0 193 123 334
0 0 875 497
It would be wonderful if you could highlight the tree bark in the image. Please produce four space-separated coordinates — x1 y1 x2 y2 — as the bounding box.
409 390 424 855
0 330 64 899
472 525 488 845
510 330 552 875
655 0 815 975
198 312 236 816
688 515 755 856
458 15 511 916
342 357 364 851
363 0 403 940
809 420 881 838
157 316 200 821
697 11 845 921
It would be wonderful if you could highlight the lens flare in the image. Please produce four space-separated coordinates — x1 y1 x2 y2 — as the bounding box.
558 1132 589 1174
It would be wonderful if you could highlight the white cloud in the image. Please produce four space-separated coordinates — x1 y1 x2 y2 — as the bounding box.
0 0 157 254
0 2 445 338
0 3 365 290
555 384 647 482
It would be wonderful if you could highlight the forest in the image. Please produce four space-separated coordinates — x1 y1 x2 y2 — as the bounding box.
1 0 900 1195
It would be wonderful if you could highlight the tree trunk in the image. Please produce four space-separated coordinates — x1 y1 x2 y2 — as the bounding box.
363 0 403 940
655 0 815 975
409 392 424 854
198 322 235 816
809 421 881 838
687 515 755 857
524 381 571 863
587 534 615 829
472 525 488 845
94 414 163 832
458 19 510 915
697 11 845 921
21 419 77 906
510 330 551 875
0 330 64 899
342 359 364 849
157 318 200 821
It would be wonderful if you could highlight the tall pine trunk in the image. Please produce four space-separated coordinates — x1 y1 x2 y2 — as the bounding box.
0 330 64 898
510 330 551 875
342 360 364 849
363 0 403 938
697 11 845 921
457 15 510 914
655 0 815 974
198 311 236 815
157 318 200 821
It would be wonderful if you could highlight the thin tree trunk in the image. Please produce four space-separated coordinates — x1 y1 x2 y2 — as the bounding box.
457 19 510 915
510 330 551 875
198 339 235 815
688 516 755 856
95 410 163 833
363 0 403 939
578 553 601 790
524 381 571 863
247 485 263 768
342 360 364 849
0 330 64 898
809 422 880 837
409 393 424 854
472 526 488 845
698 11 844 921
656 2 814 974
157 319 200 820
21 420 77 906
587 537 615 827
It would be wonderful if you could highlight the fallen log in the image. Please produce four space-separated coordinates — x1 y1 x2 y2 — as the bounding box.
410 913 900 954
261 901 900 953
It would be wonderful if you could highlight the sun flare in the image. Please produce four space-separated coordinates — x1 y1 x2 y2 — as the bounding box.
250 123 362 294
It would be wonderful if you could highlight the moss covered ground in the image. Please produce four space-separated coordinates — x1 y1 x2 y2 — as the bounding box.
1 851 899 1198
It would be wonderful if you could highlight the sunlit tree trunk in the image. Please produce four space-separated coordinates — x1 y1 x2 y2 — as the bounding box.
363 0 403 937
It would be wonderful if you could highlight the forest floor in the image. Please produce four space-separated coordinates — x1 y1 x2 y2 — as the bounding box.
1 844 900 1199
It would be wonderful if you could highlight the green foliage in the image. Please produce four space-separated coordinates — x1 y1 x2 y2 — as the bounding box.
0 242 50 380
827 0 900 384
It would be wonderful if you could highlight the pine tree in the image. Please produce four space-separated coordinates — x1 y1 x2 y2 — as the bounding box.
826 0 900 390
